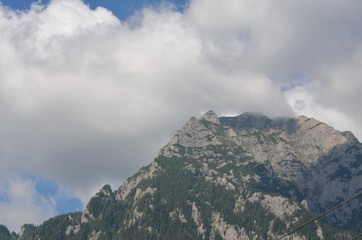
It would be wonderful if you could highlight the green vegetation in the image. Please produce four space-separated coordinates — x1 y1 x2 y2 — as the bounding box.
0 225 11 240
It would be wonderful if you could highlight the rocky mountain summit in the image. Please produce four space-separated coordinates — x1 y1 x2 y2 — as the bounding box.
5 111 362 239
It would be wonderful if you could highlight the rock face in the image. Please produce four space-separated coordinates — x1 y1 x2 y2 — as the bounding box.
14 112 361 239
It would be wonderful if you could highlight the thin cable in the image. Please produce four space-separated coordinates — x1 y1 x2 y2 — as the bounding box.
352 233 362 240
277 192 362 240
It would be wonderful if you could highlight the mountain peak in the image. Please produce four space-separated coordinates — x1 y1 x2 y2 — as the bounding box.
200 110 219 124
99 184 113 197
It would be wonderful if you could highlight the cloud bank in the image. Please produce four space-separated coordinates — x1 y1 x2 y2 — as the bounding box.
0 0 361 231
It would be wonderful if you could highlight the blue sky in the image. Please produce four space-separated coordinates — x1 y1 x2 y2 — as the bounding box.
1 0 187 20
0 0 362 233
35 177 83 213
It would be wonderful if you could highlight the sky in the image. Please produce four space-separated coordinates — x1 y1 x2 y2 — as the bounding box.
0 0 362 232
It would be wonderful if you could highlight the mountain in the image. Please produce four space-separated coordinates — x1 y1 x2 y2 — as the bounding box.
5 111 362 239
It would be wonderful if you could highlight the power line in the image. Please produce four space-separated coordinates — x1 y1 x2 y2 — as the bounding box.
277 192 362 240
351 233 362 240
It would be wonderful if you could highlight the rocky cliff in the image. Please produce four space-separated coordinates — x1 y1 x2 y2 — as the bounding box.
6 111 362 239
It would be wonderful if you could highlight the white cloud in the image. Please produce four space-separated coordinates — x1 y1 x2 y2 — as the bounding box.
0 0 291 186
185 0 362 139
0 0 362 230
285 86 362 141
0 174 57 232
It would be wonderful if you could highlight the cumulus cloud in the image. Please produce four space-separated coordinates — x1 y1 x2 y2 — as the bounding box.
0 0 290 188
0 174 57 232
0 0 362 230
